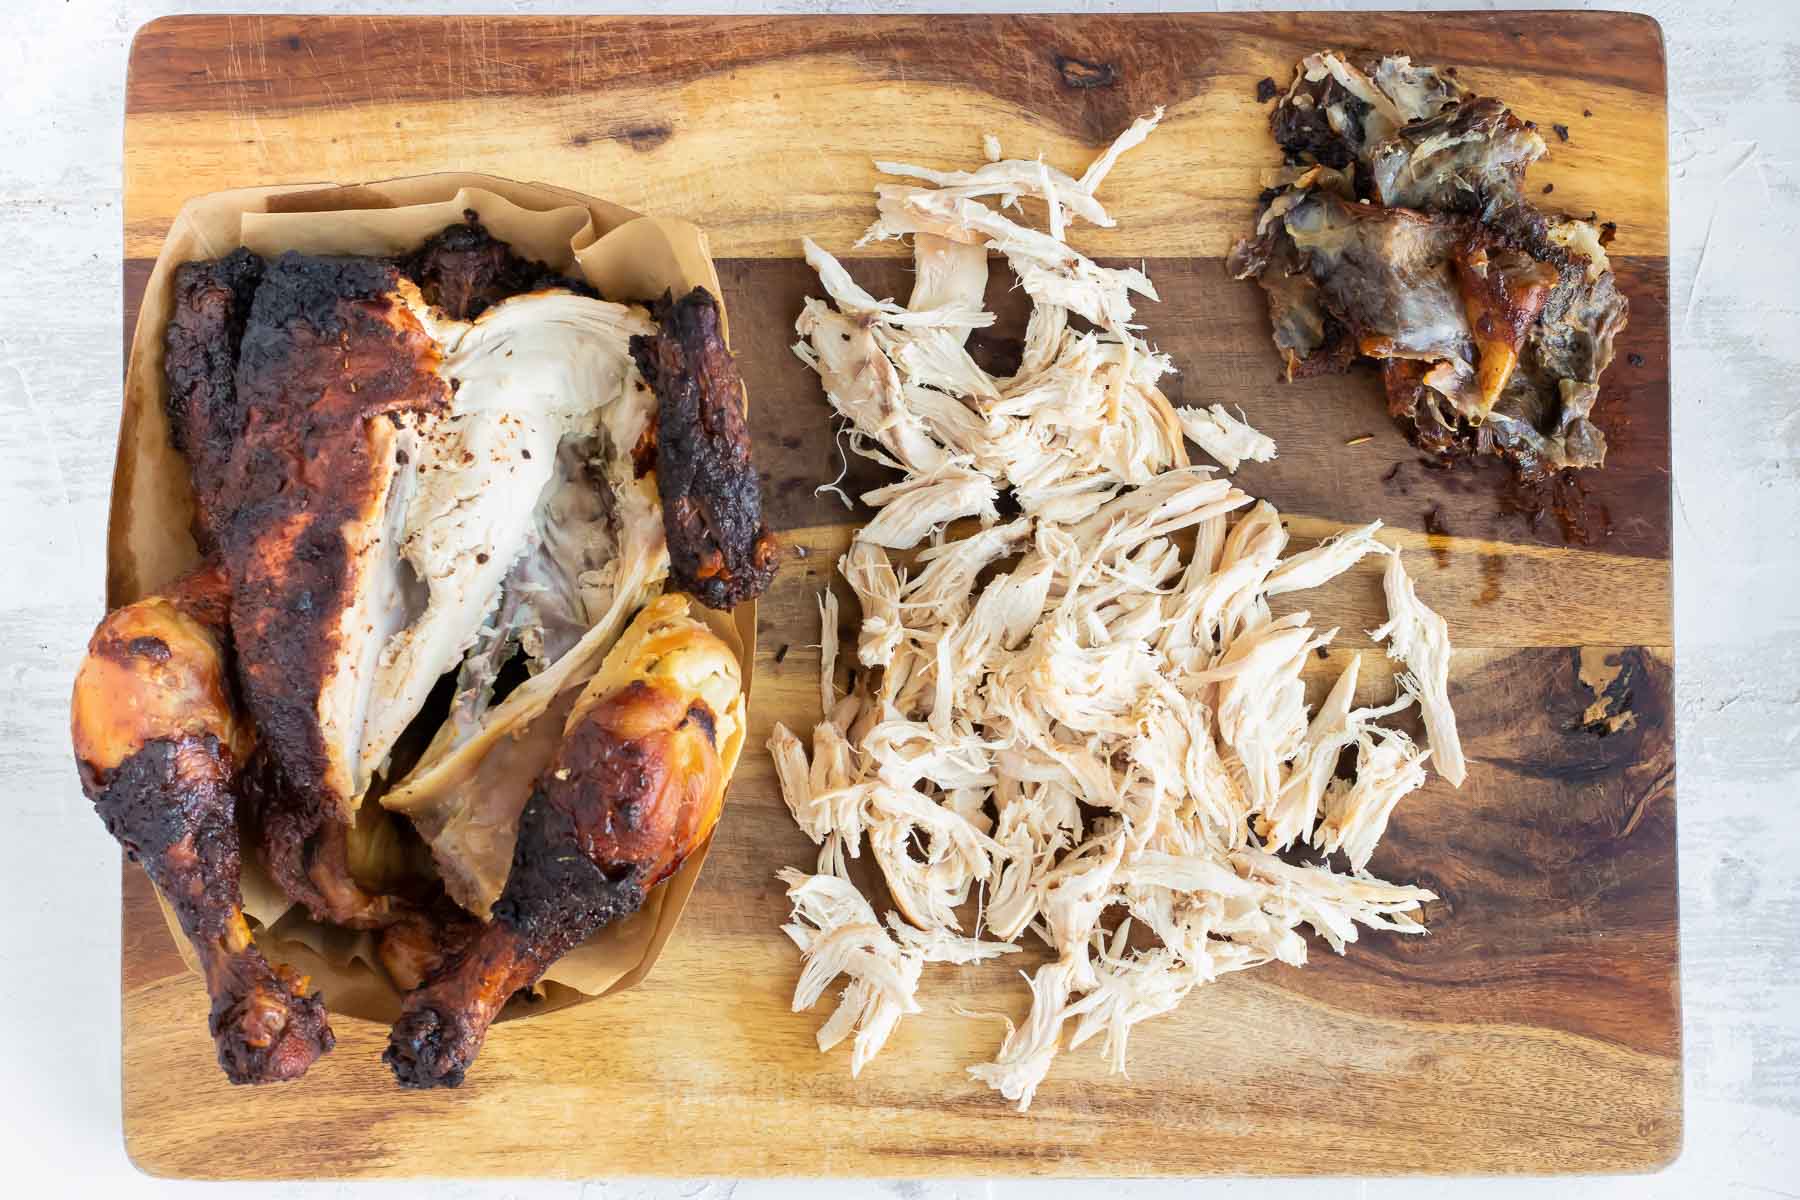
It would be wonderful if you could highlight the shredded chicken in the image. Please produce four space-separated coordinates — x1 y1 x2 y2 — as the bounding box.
1370 549 1466 786
1176 404 1278 472
778 113 1463 1110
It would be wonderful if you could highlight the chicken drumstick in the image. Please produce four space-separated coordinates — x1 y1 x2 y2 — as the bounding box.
384 595 742 1088
71 564 333 1083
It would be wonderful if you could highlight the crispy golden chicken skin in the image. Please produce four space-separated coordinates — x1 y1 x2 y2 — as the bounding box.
385 596 741 1088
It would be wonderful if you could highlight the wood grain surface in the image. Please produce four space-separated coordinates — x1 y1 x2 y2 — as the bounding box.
119 12 1676 1180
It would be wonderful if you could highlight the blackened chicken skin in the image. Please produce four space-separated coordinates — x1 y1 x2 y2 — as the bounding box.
1233 51 1626 478
403 211 596 320
631 288 779 609
385 597 738 1088
208 254 448 927
163 249 265 551
71 565 333 1083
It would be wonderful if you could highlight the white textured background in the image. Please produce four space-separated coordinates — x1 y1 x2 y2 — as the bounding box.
2 0 1793 1195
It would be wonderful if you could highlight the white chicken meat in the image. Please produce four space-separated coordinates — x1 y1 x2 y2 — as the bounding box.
777 110 1465 1110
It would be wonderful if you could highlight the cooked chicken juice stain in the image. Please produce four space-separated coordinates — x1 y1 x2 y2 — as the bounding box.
1423 505 1452 570
1501 467 1615 545
1477 554 1507 605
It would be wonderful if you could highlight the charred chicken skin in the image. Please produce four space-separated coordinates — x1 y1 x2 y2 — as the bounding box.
632 288 780 610
164 249 265 551
402 210 596 320
1231 51 1627 477
221 253 451 929
385 595 742 1088
71 565 333 1083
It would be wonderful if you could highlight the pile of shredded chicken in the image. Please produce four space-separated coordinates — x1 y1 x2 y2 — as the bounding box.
771 115 1466 1110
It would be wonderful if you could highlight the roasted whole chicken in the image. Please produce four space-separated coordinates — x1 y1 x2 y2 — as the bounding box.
72 216 771 1084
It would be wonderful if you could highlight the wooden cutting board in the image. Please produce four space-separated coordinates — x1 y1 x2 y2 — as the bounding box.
120 12 1676 1179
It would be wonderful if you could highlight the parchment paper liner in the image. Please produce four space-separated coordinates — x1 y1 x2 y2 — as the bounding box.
112 174 756 1025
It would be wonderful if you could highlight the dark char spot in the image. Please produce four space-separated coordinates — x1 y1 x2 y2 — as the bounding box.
126 636 171 663
1054 54 1118 90
620 123 674 152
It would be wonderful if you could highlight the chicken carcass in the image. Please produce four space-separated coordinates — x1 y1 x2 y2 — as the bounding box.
378 376 670 917
381 283 781 919
354 288 658 793
179 219 670 924
384 594 744 1087
86 211 779 1082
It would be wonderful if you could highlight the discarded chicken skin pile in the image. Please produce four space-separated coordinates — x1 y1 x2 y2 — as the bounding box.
772 113 1467 1110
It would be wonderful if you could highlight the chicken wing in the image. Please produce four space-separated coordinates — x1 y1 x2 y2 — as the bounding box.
631 288 780 609
163 248 264 551
384 594 742 1088
71 565 333 1083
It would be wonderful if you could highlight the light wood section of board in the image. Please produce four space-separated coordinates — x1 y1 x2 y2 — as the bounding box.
123 14 1668 260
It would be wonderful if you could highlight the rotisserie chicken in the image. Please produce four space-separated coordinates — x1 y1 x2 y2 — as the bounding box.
74 214 773 1083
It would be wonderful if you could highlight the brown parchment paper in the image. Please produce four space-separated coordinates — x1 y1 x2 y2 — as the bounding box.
113 174 756 1025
